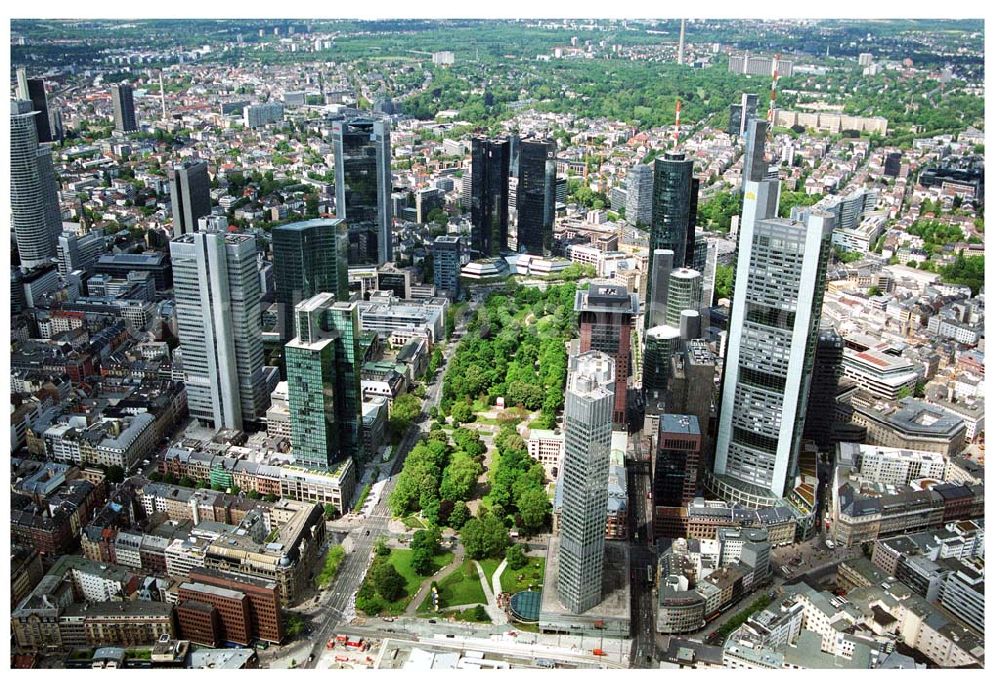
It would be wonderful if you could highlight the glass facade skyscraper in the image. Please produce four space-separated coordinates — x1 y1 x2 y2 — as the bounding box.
111 83 137 133
333 119 393 265
648 152 698 308
433 235 462 299
170 160 212 238
272 219 349 342
576 284 639 429
557 350 616 614
11 109 61 271
512 138 556 255
170 232 268 430
710 209 835 506
285 294 346 467
285 293 363 463
470 137 511 257
626 164 653 227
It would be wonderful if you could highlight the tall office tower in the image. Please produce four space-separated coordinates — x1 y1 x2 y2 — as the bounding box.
470 137 511 257
557 350 616 614
170 232 269 431
433 235 462 299
709 209 835 507
625 164 653 227
16 71 53 143
555 176 568 205
803 328 844 448
170 160 212 238
285 294 347 467
16 66 29 100
652 414 703 539
741 119 775 199
48 107 64 143
649 152 699 288
689 233 705 272
664 269 703 328
506 136 520 251
642 263 703 415
57 230 104 276
728 93 759 136
286 294 363 460
645 249 675 328
884 152 902 179
700 238 718 308
332 119 393 265
576 284 639 429
111 83 138 133
513 138 557 255
272 219 349 342
677 18 686 64
11 110 61 271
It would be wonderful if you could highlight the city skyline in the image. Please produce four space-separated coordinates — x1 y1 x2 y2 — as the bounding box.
7 15 987 671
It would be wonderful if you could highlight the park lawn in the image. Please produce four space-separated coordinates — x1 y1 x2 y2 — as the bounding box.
402 515 426 530
435 558 487 608
478 558 502 591
364 548 454 616
500 557 545 594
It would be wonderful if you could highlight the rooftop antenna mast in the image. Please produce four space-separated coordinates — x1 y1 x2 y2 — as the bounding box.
673 98 682 149
768 53 780 133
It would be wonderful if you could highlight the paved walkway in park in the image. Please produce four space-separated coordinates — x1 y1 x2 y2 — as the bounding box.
475 560 507 625
492 558 508 595
405 543 466 615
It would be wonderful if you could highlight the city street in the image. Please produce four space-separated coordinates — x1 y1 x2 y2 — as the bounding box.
289 302 474 669
627 430 658 668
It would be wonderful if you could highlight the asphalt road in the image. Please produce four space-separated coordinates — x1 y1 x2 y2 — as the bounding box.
627 430 658 669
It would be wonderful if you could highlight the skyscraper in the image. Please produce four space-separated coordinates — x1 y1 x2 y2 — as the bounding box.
728 93 759 136
111 83 138 133
433 235 462 299
652 414 703 539
332 119 393 265
288 296 364 461
272 219 350 342
470 137 511 257
170 160 212 238
709 208 835 506
649 153 699 297
285 294 350 468
512 138 557 255
576 284 639 429
645 249 675 328
558 350 616 614
11 110 61 271
804 328 844 448
664 268 703 329
625 164 653 227
170 232 269 430
16 70 53 143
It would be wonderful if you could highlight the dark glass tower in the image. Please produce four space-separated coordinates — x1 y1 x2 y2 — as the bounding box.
513 138 557 255
25 78 52 143
170 160 212 238
804 328 844 448
111 83 138 133
332 119 393 265
647 152 698 318
470 137 511 257
272 218 350 342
